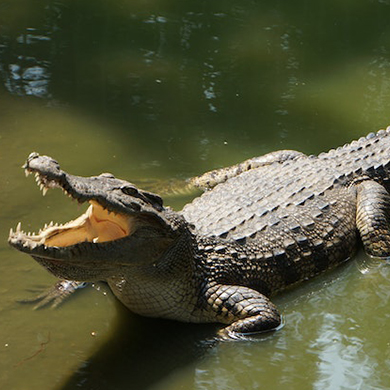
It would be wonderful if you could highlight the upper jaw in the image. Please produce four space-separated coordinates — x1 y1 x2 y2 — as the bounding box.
23 152 165 215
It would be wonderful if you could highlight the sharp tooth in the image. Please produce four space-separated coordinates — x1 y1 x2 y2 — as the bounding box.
93 238 99 243
9 228 13 236
42 187 48 196
16 222 21 232
25 169 30 177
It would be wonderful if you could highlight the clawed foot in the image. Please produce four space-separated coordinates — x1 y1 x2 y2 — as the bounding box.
217 318 284 341
19 280 87 309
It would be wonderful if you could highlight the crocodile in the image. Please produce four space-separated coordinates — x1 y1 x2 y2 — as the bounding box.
8 128 390 338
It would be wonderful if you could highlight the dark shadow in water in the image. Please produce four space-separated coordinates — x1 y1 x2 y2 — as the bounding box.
60 301 217 390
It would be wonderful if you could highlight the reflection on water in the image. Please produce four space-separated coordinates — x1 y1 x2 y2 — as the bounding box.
363 47 390 123
1 29 52 98
311 313 374 390
1 1 390 389
0 0 61 99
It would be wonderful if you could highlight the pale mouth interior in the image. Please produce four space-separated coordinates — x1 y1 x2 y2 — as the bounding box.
21 200 134 247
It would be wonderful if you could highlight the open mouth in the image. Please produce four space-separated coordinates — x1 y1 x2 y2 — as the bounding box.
10 199 133 250
8 162 135 253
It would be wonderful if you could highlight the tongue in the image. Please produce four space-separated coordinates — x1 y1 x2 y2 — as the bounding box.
89 201 130 242
89 219 127 242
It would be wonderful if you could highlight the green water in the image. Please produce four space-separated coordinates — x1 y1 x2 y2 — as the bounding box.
1 1 390 389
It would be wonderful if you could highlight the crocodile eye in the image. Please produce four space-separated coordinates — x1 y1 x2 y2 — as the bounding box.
121 186 139 196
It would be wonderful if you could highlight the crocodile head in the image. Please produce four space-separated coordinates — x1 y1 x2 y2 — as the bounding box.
8 153 179 281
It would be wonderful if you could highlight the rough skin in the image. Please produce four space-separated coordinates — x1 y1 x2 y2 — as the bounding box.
8 128 390 338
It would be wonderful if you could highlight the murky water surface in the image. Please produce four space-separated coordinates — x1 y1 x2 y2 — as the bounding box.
1 1 390 389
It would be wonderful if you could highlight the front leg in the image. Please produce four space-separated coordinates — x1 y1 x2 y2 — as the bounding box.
205 284 281 339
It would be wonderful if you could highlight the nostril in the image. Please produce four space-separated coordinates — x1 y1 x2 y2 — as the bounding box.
99 173 115 179
23 153 61 175
27 152 40 161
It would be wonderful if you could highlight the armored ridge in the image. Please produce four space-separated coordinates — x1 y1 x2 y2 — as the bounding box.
8 128 390 338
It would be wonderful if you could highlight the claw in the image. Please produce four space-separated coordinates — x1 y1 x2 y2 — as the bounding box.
19 280 88 309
